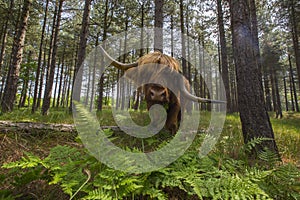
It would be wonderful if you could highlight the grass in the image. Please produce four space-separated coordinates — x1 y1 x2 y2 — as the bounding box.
0 107 73 124
0 108 299 199
0 107 299 166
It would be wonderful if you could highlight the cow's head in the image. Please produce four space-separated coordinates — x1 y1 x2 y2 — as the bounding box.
100 46 224 104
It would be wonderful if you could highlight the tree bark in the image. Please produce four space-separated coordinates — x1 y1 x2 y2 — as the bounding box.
180 0 187 78
230 0 280 157
217 0 231 112
1 0 31 113
32 0 49 113
97 0 109 111
289 1 300 91
73 0 92 102
154 0 164 52
0 0 14 76
283 75 288 111
288 53 299 112
56 49 65 107
42 0 64 115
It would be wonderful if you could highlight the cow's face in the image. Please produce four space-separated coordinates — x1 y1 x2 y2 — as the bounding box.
144 84 170 105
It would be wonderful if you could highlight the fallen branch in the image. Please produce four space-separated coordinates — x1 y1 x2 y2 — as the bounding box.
0 121 122 134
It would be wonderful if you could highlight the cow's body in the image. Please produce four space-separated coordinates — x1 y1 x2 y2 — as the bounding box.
136 51 189 134
100 46 225 135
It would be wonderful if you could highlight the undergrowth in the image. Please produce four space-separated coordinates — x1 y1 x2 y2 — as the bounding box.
0 109 300 199
1 133 300 200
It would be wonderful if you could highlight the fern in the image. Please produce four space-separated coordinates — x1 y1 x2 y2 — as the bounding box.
240 137 274 155
2 128 300 200
83 188 113 200
2 152 43 169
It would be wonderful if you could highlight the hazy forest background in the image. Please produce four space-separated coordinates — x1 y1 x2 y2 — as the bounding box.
0 0 300 199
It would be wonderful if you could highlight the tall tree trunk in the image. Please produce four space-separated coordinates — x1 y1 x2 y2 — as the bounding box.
32 0 49 113
217 0 231 113
274 70 282 118
170 15 174 57
73 0 92 102
230 0 279 157
97 0 109 111
56 48 65 107
37 40 48 109
154 0 163 52
19 51 32 108
289 53 299 112
42 0 64 115
0 0 14 77
283 75 289 111
180 0 187 78
269 65 277 112
249 0 262 76
289 1 300 90
52 59 61 108
66 64 72 108
1 0 31 113
263 69 272 111
186 6 191 82
121 22 129 111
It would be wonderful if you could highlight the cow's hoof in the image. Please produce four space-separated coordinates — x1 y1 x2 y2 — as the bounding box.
166 123 178 135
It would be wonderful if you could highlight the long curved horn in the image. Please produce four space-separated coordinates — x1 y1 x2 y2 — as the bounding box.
179 78 226 104
99 46 138 70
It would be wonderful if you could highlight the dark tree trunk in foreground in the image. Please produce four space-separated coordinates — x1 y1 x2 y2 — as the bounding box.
1 0 31 113
230 0 280 158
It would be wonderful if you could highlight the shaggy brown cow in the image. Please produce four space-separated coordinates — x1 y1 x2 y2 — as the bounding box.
100 47 225 134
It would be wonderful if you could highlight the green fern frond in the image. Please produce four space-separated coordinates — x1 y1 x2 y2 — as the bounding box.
2 152 42 169
83 188 113 200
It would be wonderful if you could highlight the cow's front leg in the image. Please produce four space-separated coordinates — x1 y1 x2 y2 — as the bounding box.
166 103 181 135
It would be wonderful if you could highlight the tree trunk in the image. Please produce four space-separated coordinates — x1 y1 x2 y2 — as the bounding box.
283 75 289 111
37 40 48 109
249 0 263 76
289 53 299 112
1 0 31 113
289 1 300 91
180 0 187 78
154 0 164 52
52 59 61 108
274 71 282 118
230 0 280 158
217 0 231 113
263 69 272 111
89 35 99 111
269 65 277 112
0 0 14 76
56 49 65 107
19 51 32 108
32 0 49 113
73 0 92 102
97 0 109 111
42 0 64 115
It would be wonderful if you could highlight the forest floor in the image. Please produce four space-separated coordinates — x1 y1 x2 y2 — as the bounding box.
0 109 299 199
